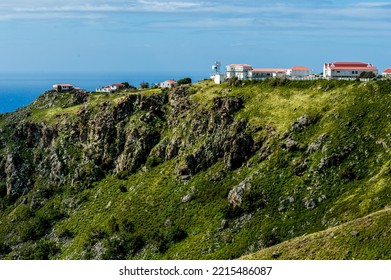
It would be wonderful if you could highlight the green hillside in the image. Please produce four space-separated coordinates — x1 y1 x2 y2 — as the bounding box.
1 78 391 259
241 208 391 260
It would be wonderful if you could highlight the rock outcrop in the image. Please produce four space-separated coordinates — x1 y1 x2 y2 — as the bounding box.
0 86 260 200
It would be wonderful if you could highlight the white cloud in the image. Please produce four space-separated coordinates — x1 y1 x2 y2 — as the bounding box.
137 0 204 11
10 0 207 14
0 0 390 35
0 12 105 21
353 2 391 8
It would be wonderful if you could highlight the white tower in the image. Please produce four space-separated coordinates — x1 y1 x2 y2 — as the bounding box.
211 61 224 84
212 61 221 74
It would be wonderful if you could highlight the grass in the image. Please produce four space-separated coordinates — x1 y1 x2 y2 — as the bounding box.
240 208 391 260
26 89 162 124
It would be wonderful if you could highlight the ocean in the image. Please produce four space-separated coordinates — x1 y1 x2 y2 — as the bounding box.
0 72 207 114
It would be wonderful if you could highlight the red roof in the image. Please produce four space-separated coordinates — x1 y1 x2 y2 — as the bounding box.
112 83 125 87
291 66 310 71
55 84 73 87
383 68 391 73
229 64 253 68
251 68 287 73
325 62 378 71
166 80 177 84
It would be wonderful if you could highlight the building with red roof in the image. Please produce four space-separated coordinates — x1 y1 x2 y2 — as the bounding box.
287 66 313 79
323 62 378 80
96 83 125 93
226 64 253 80
382 68 391 78
247 66 313 80
159 80 177 89
249 68 287 80
52 84 74 92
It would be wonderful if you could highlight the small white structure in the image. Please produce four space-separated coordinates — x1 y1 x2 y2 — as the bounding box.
226 64 253 80
323 62 378 80
52 84 74 92
382 68 391 79
287 66 313 79
96 86 112 93
159 80 177 88
96 83 125 93
211 74 225 84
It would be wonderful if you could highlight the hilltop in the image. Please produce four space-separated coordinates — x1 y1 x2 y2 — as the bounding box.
1 79 391 259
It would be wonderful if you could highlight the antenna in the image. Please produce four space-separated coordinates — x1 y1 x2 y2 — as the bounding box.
212 61 221 74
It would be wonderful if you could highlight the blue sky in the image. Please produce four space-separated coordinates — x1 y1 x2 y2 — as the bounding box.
0 0 390 75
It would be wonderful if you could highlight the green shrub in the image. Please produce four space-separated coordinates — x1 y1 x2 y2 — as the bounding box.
146 156 164 168
177 77 192 85
107 216 120 233
0 242 11 257
119 218 135 233
19 239 59 260
58 228 74 239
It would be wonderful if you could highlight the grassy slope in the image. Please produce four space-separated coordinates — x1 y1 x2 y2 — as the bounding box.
2 80 391 259
240 208 391 260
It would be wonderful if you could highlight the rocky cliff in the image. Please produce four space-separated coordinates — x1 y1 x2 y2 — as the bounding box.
1 87 257 200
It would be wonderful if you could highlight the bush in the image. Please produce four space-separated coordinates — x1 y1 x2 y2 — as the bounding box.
107 216 120 233
119 217 135 233
140 82 149 89
227 77 241 87
177 77 192 85
19 216 51 242
118 184 127 193
102 234 145 259
121 82 137 90
0 242 11 257
102 237 128 260
19 239 59 260
146 156 164 168
31 239 59 259
58 228 74 239
221 204 244 219
130 235 146 254
116 171 130 180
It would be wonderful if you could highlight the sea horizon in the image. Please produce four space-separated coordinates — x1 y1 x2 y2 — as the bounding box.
0 71 208 114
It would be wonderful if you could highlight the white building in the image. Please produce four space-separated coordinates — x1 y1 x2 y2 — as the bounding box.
226 64 253 80
52 84 74 92
287 66 313 79
96 86 112 93
211 74 225 84
323 62 378 80
248 68 287 80
96 83 125 93
159 80 177 88
382 68 391 79
111 83 125 91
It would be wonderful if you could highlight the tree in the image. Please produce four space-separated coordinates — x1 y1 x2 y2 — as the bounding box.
177 77 192 85
140 82 149 89
121 82 137 90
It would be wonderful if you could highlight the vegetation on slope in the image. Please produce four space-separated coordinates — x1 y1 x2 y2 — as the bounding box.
1 79 391 259
241 208 391 260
